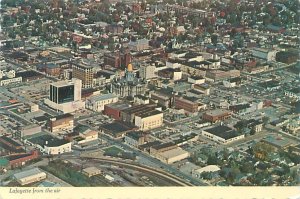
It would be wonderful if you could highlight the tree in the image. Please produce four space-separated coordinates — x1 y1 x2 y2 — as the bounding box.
201 171 213 180
227 167 241 184
207 155 219 165
240 162 254 173
253 142 275 161
262 116 270 126
211 34 218 46
250 128 256 135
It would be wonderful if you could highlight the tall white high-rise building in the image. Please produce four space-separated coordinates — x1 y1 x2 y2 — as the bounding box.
44 78 85 113
140 64 156 80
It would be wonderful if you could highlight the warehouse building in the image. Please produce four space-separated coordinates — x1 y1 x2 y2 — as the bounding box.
14 168 47 185
135 110 163 131
27 133 71 155
120 104 157 124
86 93 118 112
83 167 101 177
99 121 137 138
104 103 130 120
149 142 189 164
202 125 244 144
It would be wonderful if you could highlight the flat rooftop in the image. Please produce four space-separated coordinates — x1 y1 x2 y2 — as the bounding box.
83 166 101 174
16 70 44 79
89 93 117 102
126 131 144 140
6 153 34 161
205 126 241 140
50 80 73 87
151 142 175 150
139 141 162 150
204 109 231 116
0 142 24 153
53 113 73 120
100 122 136 134
262 135 293 148
122 104 156 114
28 133 69 147
105 102 130 110
0 136 22 147
14 168 45 180
160 147 189 159
136 110 162 118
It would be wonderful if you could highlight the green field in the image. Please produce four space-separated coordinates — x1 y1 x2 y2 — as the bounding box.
103 146 124 156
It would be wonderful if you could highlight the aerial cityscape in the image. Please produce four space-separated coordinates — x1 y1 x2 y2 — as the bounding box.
0 0 299 187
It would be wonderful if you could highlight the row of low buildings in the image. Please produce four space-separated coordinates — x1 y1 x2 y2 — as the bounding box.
123 132 190 164
0 135 40 170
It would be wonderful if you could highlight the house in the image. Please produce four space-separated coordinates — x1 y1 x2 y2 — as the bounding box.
193 83 210 95
284 88 300 101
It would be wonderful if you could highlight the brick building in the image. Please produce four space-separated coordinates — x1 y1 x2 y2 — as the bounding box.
104 51 132 68
120 104 157 124
174 96 199 113
104 103 130 120
45 63 61 77
49 113 74 133
202 109 232 123
0 136 24 155
5 150 39 169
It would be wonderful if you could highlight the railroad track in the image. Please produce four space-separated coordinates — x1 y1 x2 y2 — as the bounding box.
82 157 193 186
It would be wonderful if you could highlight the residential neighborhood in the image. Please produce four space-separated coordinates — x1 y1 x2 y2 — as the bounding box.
0 0 299 187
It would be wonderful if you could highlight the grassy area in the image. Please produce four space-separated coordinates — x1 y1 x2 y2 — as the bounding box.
40 160 112 187
10 108 20 114
103 146 136 160
103 146 124 156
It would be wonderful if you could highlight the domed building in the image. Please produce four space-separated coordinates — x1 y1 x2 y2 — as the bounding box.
110 63 147 98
